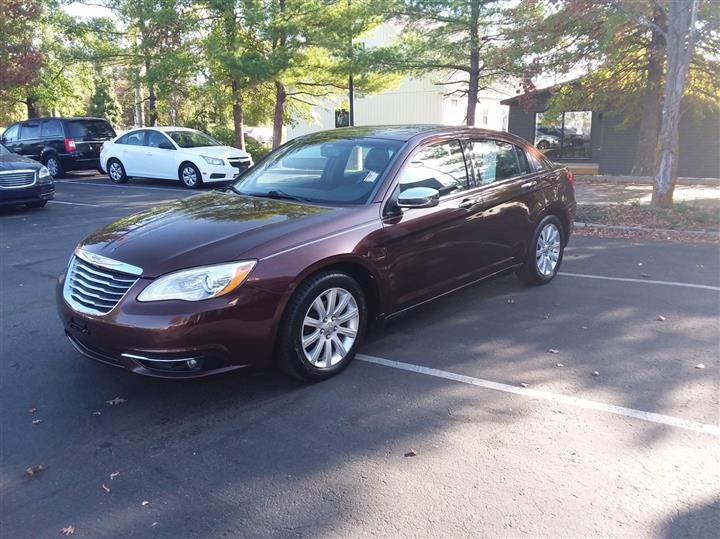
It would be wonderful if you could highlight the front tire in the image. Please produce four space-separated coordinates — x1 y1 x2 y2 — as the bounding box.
179 162 202 189
277 271 367 382
44 155 63 179
516 215 565 285
107 159 128 184
27 200 47 208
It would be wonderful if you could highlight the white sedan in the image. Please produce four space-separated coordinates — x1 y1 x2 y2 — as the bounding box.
100 127 253 188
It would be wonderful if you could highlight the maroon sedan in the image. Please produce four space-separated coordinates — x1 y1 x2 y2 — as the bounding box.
57 126 576 380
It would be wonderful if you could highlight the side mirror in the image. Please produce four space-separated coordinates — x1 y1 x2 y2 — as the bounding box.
158 141 174 150
397 186 440 209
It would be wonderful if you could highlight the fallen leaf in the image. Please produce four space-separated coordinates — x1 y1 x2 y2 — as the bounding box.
152 522 158 527
507 299 516 304
639 273 651 278
27 407 37 414
657 315 666 322
637 262 643 266
404 449 417 457
543 313 550 319
592 371 600 377
695 363 706 369
32 419 43 426
102 483 111 493
520 382 528 388
106 397 127 406
141 500 150 506
25 464 47 477
547 349 559 354
92 410 102 416
61 525 75 536
110 471 120 480
556 363 565 367
581 326 588 329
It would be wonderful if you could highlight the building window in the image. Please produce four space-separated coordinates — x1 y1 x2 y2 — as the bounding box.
535 111 592 159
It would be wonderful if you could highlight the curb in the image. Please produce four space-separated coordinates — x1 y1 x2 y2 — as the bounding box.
574 221 719 237
575 175 720 186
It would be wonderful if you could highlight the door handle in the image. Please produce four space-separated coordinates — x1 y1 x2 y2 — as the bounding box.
458 198 477 209
521 180 538 189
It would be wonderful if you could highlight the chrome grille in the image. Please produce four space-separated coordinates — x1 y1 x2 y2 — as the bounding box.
0 170 36 189
228 158 251 172
64 254 140 315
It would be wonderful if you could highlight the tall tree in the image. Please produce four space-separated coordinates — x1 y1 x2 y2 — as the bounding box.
392 0 513 126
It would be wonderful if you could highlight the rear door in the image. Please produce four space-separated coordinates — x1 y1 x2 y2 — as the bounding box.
66 119 116 160
143 131 178 180
467 139 546 268
115 130 147 176
19 121 43 160
40 119 65 158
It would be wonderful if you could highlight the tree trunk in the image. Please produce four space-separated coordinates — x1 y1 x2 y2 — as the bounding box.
231 79 245 150
632 9 665 176
465 0 480 126
145 54 158 127
272 81 286 149
25 96 39 119
652 0 698 208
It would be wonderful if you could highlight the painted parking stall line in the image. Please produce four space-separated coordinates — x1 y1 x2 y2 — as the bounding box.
48 200 98 207
357 354 720 436
55 180 183 192
559 272 720 292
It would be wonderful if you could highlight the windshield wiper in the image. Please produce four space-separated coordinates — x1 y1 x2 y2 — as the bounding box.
258 189 312 203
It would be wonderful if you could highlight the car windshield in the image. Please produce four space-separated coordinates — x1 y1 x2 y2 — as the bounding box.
68 120 115 140
0 144 9 155
232 137 404 205
167 130 220 148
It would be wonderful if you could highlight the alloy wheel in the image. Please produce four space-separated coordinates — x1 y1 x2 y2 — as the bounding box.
47 157 59 177
182 166 197 187
301 287 359 368
536 222 561 277
109 162 123 182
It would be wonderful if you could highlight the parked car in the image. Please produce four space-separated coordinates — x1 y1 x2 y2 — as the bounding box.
57 125 576 381
0 143 54 208
534 129 560 151
1 117 116 178
100 127 254 188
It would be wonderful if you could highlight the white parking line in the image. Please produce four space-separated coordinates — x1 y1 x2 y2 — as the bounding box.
356 354 720 436
55 180 182 192
49 200 97 207
559 272 720 291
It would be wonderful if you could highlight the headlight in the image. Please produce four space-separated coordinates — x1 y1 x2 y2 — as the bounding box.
202 156 224 166
37 166 53 184
137 260 256 302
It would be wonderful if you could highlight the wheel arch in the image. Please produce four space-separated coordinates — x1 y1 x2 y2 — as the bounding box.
539 203 571 246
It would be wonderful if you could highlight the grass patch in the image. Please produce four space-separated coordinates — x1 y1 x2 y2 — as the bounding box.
576 202 720 232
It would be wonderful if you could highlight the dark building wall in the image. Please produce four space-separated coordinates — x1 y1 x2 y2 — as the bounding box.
505 91 720 178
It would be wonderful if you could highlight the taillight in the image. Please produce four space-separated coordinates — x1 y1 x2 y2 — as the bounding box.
64 138 76 152
567 170 575 188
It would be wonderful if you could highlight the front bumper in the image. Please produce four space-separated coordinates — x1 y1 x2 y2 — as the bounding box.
200 161 252 183
56 272 283 379
0 183 55 207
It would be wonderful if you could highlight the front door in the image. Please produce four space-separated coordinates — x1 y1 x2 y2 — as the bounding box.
376 139 486 311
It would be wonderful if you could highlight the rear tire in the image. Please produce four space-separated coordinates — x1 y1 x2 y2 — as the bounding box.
107 159 128 184
516 215 565 286
179 162 202 189
276 271 367 382
44 155 63 179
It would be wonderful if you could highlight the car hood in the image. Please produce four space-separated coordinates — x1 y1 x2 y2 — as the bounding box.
0 154 43 171
180 145 251 160
78 192 347 277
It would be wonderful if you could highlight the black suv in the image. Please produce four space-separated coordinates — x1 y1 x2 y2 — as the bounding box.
0 117 116 178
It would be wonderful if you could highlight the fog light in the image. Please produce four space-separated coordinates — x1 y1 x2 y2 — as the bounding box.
187 358 199 369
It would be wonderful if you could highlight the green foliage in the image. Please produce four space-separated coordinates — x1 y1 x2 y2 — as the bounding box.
244 135 272 161
88 71 123 126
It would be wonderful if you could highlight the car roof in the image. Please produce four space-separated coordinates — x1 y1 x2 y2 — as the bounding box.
294 125 524 144
20 117 108 122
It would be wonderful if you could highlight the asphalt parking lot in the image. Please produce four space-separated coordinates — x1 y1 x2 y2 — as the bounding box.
2 174 719 538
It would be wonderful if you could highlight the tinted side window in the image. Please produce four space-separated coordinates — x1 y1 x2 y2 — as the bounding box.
118 131 145 146
21 122 42 140
397 140 468 197
68 119 115 140
469 140 523 185
3 124 20 142
41 120 63 138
